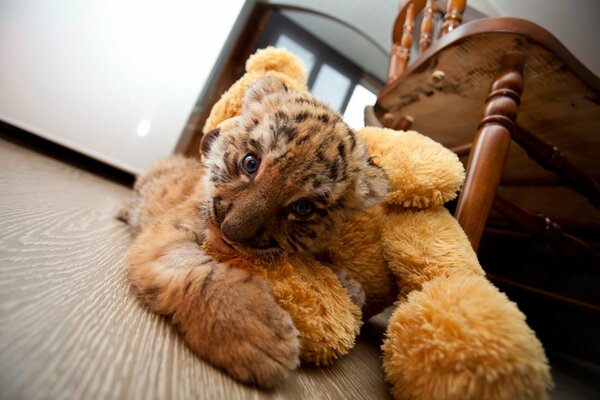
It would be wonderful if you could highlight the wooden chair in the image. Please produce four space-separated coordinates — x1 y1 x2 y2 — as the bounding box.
374 0 600 307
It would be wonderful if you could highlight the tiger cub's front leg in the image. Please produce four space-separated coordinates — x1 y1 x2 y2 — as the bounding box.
127 213 300 388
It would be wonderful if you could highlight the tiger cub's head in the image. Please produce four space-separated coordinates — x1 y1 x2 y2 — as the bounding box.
200 77 388 258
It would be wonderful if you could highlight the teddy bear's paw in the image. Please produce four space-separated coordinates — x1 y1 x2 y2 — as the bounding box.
180 267 300 389
382 273 552 400
335 269 366 309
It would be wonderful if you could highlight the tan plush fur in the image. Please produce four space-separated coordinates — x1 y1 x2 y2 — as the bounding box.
121 47 552 398
359 127 465 208
357 130 552 400
203 47 309 133
382 206 483 297
328 205 399 318
382 273 552 400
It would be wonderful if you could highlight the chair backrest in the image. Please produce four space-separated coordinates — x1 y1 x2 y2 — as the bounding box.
388 0 466 83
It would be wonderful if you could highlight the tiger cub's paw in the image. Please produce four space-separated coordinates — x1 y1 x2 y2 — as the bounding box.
185 268 300 388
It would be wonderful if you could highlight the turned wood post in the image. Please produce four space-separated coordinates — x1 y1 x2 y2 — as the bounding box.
455 54 526 251
387 2 415 83
442 0 466 35
419 0 435 53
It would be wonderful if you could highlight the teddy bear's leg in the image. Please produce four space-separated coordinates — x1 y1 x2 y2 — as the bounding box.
382 273 552 400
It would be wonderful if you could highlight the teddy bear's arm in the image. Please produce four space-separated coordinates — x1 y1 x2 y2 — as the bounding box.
383 206 484 296
127 210 300 388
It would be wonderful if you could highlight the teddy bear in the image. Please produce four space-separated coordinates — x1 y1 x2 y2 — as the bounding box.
198 46 552 399
337 127 553 399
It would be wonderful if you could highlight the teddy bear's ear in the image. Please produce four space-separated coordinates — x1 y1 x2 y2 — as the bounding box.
199 128 220 157
246 47 307 85
243 77 288 110
353 158 390 209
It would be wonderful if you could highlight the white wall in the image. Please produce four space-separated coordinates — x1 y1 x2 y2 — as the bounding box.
0 0 246 174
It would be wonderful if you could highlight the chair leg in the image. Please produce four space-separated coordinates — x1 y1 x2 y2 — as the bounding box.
455 54 526 251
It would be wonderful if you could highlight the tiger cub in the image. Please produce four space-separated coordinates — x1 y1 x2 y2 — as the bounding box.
120 77 389 388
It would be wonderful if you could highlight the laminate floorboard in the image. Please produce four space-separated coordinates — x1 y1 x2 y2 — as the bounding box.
0 137 391 400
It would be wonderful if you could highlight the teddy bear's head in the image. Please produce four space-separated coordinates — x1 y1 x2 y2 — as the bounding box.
203 47 309 133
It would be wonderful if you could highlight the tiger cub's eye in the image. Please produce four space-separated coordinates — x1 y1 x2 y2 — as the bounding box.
291 199 314 218
241 154 260 176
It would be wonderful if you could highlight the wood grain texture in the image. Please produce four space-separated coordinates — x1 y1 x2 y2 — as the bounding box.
376 17 600 185
0 137 391 400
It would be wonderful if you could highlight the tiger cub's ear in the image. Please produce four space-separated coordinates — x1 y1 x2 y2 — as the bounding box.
199 128 220 157
243 77 288 110
354 158 389 209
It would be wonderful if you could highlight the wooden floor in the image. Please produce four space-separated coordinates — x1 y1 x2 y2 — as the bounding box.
2 133 599 400
0 135 392 400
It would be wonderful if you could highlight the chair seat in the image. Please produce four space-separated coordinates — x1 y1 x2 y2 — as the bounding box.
375 17 600 185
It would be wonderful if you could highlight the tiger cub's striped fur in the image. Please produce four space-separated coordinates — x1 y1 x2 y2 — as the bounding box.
120 77 389 388
200 77 388 257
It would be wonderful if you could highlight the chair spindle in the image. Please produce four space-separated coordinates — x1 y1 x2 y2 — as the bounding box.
419 0 435 53
442 0 466 35
387 2 415 83
455 53 526 250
